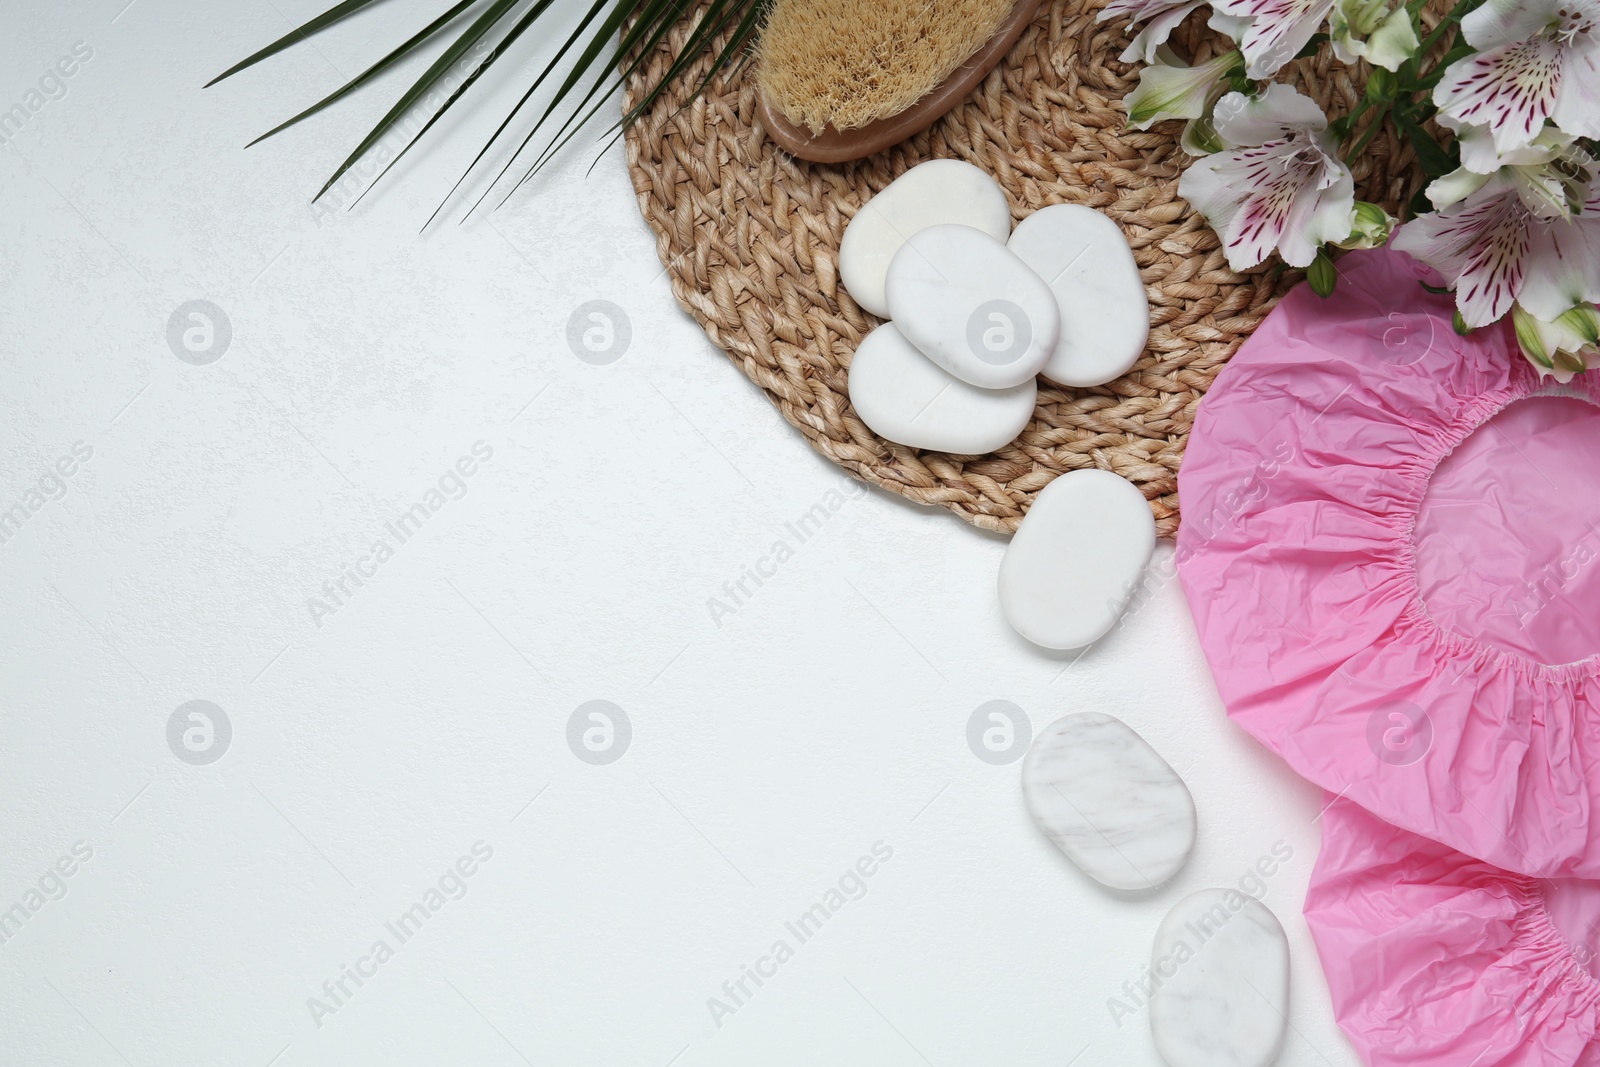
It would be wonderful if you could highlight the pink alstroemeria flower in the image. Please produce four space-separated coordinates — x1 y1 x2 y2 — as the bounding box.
1393 173 1600 327
1434 0 1600 156
1178 85 1356 270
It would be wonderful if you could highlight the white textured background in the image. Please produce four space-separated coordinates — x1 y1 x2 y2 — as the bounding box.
0 2 1357 1064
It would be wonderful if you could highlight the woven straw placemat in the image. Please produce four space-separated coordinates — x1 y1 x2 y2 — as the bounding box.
623 0 1431 536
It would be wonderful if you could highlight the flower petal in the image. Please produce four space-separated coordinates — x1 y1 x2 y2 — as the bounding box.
1558 303 1600 346
1512 302 1590 381
1118 1 1204 63
1552 32 1600 139
1427 167 1491 210
1181 113 1226 154
1459 0 1565 52
1435 115 1506 174
1330 0 1419 70
1278 163 1356 267
1124 51 1242 128
1393 212 1471 280
1452 197 1533 327
1357 4 1421 70
1207 10 1254 41
1519 207 1600 320
1434 36 1563 155
1215 0 1335 77
1513 303 1559 368
1098 0 1186 22
1203 144 1320 268
1212 84 1328 146
1393 180 1531 326
1178 155 1254 269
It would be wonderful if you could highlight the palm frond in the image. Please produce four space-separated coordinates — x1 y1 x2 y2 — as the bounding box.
210 0 766 221
354 0 582 227
518 0 757 189
244 1 478 148
206 0 393 87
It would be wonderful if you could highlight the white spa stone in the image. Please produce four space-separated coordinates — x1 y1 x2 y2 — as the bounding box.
885 224 1059 389
997 468 1156 649
848 323 1036 453
1150 889 1290 1067
838 159 1013 319
1007 204 1150 387
1021 712 1196 890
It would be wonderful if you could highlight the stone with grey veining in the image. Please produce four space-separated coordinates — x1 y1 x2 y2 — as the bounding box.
1150 888 1290 1067
885 224 1059 390
1007 204 1149 387
1021 712 1195 890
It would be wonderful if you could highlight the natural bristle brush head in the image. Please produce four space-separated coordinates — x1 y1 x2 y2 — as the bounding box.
756 0 1020 136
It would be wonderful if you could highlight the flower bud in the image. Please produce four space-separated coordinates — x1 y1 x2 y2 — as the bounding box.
1308 251 1338 297
1514 303 1598 382
1334 202 1397 250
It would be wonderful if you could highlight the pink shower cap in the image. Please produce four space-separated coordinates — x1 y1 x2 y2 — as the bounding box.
1176 240 1600 878
1307 796 1600 1066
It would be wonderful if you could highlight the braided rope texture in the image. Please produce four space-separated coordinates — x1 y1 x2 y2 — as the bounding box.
622 0 1433 536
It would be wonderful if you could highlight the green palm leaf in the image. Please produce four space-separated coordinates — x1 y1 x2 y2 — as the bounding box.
244 0 479 149
518 0 757 189
205 0 393 88
209 0 766 221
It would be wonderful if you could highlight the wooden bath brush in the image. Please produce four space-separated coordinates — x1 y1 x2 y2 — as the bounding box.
756 0 1042 163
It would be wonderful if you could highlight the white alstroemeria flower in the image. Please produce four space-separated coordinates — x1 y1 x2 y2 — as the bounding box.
1427 127 1594 218
1125 49 1244 134
1329 0 1419 71
1437 114 1521 175
1513 302 1599 380
1097 0 1253 63
1433 0 1600 156
1098 0 1204 64
1209 12 1255 40
1210 0 1334 78
1178 85 1357 269
1393 173 1600 327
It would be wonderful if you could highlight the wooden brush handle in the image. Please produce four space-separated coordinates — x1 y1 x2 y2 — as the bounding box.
756 0 1045 164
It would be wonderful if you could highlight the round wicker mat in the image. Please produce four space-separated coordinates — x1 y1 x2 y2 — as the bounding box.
622 0 1432 536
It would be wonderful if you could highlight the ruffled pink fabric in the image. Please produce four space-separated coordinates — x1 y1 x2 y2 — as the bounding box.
1176 241 1600 878
1307 797 1600 1066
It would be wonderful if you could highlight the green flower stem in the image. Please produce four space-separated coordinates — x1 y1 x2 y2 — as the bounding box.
1418 0 1483 58
1413 43 1475 90
1340 94 1375 134
1343 100 1393 163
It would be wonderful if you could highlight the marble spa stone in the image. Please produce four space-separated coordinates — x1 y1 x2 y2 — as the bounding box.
847 322 1036 453
997 468 1156 650
884 224 1059 389
1007 204 1150 388
838 159 1013 319
1149 889 1290 1067
1021 711 1196 890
